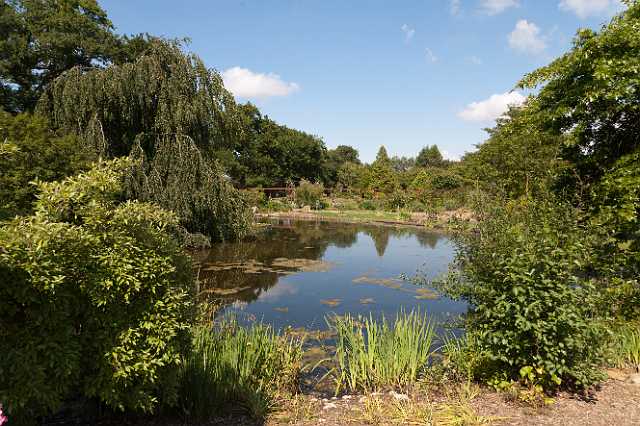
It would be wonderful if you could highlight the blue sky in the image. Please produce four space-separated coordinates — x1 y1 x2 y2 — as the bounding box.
100 0 623 162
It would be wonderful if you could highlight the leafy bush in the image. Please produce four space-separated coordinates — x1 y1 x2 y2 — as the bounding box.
408 200 427 212
0 159 195 421
444 199 606 389
385 191 411 210
241 189 267 208
266 197 293 212
178 321 302 421
359 199 378 211
329 310 435 393
295 179 325 209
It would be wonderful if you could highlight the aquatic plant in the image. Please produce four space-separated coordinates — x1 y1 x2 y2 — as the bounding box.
329 310 436 393
178 321 303 420
613 325 640 371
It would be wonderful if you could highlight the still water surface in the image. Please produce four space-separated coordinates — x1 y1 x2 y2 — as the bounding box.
194 219 467 331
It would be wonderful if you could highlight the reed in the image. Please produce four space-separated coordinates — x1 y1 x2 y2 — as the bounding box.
615 325 640 371
329 309 436 393
178 320 303 420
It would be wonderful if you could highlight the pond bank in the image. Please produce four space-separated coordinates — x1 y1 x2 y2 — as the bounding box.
121 370 640 425
256 207 475 230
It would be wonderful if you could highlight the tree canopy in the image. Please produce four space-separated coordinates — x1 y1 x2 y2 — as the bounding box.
0 0 150 113
36 41 250 241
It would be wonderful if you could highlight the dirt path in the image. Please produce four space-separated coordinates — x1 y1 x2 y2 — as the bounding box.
261 375 640 426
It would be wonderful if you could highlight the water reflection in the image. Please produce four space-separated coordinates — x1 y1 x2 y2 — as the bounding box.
194 220 466 330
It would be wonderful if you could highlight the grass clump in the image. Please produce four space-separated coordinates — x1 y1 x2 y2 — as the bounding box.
178 321 303 421
613 324 640 371
329 310 436 394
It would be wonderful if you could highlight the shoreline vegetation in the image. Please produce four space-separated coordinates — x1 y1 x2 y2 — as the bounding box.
1 0 640 425
255 206 475 230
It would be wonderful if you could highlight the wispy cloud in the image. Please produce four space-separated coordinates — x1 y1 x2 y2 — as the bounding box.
508 19 546 54
467 55 483 65
401 24 415 42
222 67 300 99
458 91 526 122
480 0 519 15
558 0 623 19
425 48 438 63
450 0 461 15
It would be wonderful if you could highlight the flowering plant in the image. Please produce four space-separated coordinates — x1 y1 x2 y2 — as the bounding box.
0 404 7 425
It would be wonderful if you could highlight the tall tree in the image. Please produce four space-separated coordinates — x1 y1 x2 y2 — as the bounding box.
368 146 398 194
416 144 443 168
0 0 124 112
519 0 640 187
37 41 251 241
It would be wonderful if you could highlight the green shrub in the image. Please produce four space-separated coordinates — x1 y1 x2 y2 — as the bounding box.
431 172 463 190
178 321 303 421
359 199 378 211
295 179 325 209
0 159 195 421
408 200 427 212
266 197 293 212
242 189 267 208
385 191 411 210
329 310 435 393
443 199 606 390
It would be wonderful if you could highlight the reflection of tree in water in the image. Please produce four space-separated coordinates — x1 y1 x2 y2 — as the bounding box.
363 226 392 257
195 221 360 307
415 232 442 249
194 221 445 310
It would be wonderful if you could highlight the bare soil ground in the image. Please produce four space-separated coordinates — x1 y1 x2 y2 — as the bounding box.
263 375 640 426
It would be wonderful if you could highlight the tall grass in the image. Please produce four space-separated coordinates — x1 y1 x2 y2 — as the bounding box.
178 321 303 421
329 310 436 393
614 325 640 371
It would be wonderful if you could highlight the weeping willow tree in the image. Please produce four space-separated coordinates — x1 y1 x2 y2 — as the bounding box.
36 41 251 242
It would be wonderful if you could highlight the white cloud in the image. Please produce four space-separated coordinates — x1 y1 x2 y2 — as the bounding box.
425 48 438 63
508 19 546 54
467 55 483 65
222 67 300 98
450 0 461 15
401 24 415 42
559 0 622 19
458 91 526 122
481 0 519 15
442 150 461 161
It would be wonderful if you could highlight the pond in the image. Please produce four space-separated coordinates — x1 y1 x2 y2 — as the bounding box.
194 219 467 333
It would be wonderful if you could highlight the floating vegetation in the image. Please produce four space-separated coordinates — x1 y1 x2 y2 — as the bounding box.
414 288 440 300
271 257 334 272
352 276 404 290
284 327 336 341
274 307 289 313
202 286 252 295
359 298 376 305
320 298 342 307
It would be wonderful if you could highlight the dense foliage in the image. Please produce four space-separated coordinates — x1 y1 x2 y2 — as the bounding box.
450 0 640 392
0 159 195 420
0 111 94 219
0 0 150 113
446 199 606 388
37 41 251 241
228 103 327 187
